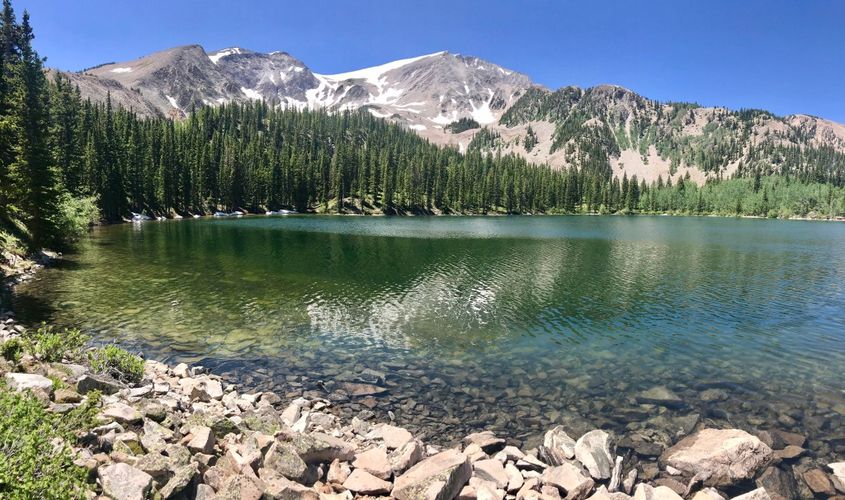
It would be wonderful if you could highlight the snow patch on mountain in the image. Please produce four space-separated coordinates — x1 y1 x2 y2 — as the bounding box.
208 47 243 64
240 87 262 100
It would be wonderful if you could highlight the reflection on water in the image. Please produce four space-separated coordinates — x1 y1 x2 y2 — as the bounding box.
13 216 845 455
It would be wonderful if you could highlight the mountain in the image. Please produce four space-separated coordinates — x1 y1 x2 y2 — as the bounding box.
57 45 845 183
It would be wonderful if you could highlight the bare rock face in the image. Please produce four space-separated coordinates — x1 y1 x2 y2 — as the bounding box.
98 463 153 500
392 449 472 500
660 429 772 487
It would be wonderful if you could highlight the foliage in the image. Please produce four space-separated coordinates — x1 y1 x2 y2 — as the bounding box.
88 344 144 384
445 117 480 134
48 193 98 249
22 324 88 362
0 337 23 363
0 387 97 499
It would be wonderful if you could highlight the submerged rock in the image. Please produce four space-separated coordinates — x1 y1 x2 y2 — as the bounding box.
635 387 684 409
660 428 772 487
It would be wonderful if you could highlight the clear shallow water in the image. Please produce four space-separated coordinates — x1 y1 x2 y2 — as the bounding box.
13 216 845 456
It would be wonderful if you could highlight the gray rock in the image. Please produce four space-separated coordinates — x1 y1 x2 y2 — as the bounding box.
474 458 508 489
635 387 685 408
343 468 393 495
541 462 594 500
392 449 472 500
260 467 320 500
391 439 425 474
464 431 506 454
194 483 216 500
264 440 311 482
729 488 771 500
661 428 772 487
353 447 392 480
76 373 122 394
159 462 198 498
633 484 683 500
98 463 153 500
755 466 797 500
187 425 216 454
343 382 388 397
287 431 356 464
574 430 614 480
4 372 53 393
102 402 143 424
368 423 414 449
542 426 577 465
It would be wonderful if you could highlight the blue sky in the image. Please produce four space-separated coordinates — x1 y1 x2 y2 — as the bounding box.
15 0 845 123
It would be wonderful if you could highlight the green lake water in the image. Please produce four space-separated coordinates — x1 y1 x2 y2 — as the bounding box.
12 215 845 454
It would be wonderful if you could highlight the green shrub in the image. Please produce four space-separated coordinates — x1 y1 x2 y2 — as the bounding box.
48 193 100 250
0 388 97 499
0 338 24 363
88 345 144 384
22 324 88 363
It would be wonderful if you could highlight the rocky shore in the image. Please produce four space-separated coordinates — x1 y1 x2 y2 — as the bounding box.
1 315 844 500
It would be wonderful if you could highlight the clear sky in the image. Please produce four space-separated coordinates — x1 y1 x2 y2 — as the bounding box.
14 0 845 123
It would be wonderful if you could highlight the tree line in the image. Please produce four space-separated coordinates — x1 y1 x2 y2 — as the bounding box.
3 0 845 256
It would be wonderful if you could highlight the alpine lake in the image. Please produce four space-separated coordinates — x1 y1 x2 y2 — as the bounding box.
12 215 845 462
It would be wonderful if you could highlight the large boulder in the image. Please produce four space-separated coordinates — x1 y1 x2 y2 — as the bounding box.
660 429 772 487
392 449 472 500
98 463 153 500
574 430 614 480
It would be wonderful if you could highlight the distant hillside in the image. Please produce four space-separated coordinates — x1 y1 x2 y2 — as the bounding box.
54 45 845 186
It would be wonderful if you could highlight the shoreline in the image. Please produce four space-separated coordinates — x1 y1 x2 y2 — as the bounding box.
1 311 841 499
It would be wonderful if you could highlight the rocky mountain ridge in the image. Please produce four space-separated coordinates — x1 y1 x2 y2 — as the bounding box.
53 45 845 183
